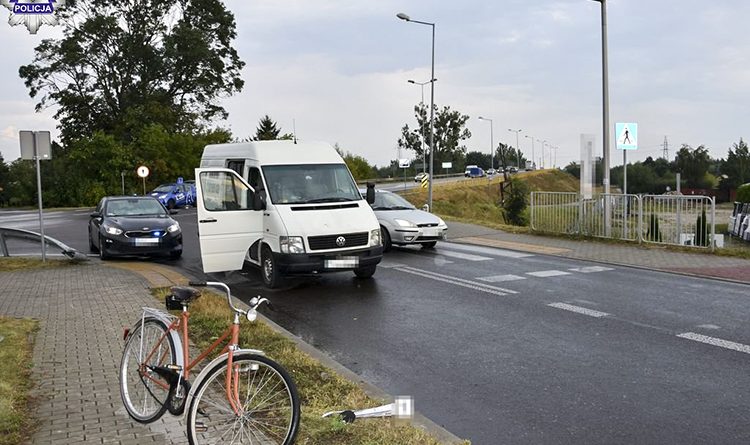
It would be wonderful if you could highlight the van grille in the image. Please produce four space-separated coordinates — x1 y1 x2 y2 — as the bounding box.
417 223 438 227
308 232 368 251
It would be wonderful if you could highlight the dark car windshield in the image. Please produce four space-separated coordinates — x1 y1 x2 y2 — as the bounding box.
106 199 166 217
153 185 175 193
262 164 362 205
371 192 416 210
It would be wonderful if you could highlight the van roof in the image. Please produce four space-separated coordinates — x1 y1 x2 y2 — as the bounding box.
202 140 343 165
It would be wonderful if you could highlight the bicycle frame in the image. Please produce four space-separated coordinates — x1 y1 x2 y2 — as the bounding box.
139 306 244 414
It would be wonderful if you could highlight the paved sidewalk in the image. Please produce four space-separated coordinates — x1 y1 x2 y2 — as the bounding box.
449 221 750 284
0 262 187 445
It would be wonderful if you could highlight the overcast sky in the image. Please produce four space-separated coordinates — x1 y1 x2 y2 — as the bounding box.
1 0 749 170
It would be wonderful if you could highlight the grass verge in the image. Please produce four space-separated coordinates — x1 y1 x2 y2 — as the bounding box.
0 317 39 445
0 258 72 272
151 288 469 445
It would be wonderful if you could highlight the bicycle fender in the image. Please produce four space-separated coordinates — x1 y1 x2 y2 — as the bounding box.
183 348 265 418
132 309 186 370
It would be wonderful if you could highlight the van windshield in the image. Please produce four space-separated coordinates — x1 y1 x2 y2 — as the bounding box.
262 164 362 205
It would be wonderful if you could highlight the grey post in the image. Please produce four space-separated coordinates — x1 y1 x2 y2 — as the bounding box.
34 133 46 262
478 117 494 171
408 78 436 174
398 12 436 211
509 129 522 168
525 135 535 169
591 0 612 235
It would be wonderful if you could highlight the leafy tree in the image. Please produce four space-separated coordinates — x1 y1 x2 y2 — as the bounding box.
494 143 527 169
333 144 374 181
5 159 36 206
738 184 750 203
254 115 281 141
19 0 245 145
0 154 9 206
675 144 712 188
721 138 750 189
564 162 580 179
503 177 529 225
398 103 471 166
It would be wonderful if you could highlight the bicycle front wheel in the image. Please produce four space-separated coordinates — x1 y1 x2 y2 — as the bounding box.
187 353 300 445
120 317 176 423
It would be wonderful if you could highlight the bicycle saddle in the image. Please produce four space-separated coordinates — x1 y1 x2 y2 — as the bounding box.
168 286 202 304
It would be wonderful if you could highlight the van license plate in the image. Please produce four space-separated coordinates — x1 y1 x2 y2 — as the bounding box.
135 238 159 246
325 257 359 268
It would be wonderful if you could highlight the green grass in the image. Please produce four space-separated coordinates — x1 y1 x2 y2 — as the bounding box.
0 258 72 272
152 288 469 445
0 317 39 445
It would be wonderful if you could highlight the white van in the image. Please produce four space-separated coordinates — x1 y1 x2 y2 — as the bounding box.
196 140 383 287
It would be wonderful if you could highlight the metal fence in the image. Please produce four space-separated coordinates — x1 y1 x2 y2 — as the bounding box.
530 192 716 250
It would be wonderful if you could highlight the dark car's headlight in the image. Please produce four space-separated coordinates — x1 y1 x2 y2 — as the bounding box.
167 223 180 233
104 225 123 235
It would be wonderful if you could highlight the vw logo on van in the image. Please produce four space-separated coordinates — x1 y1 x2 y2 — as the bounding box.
336 236 346 247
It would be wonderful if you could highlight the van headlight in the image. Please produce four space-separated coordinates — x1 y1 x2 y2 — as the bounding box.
370 229 382 246
167 223 180 233
394 219 416 228
280 236 305 254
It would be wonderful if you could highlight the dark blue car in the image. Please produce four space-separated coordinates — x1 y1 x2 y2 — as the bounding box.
148 182 195 209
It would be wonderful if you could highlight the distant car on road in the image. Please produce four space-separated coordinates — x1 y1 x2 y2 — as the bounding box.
487 168 497 176
361 189 447 251
88 196 183 260
467 167 485 178
509 166 519 173
464 165 478 177
414 172 429 182
148 182 195 209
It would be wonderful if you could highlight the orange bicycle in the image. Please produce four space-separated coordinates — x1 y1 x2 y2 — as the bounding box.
119 281 300 444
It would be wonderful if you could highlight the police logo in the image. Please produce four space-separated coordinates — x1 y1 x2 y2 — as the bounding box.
336 236 346 247
1 0 66 34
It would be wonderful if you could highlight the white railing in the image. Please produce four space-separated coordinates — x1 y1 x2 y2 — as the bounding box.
530 192 716 250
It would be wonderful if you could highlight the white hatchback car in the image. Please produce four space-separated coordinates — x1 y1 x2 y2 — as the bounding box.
362 189 448 251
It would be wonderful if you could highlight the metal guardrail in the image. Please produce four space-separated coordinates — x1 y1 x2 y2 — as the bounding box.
530 192 716 250
0 227 88 260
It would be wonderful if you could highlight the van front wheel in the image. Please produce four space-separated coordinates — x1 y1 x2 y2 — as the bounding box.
261 245 281 288
354 265 377 279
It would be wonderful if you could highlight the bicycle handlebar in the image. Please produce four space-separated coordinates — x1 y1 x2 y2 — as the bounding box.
188 280 267 318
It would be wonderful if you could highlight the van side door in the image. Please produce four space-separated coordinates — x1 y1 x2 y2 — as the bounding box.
194 168 263 273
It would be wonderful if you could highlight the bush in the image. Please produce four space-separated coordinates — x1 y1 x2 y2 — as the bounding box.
695 208 709 246
503 178 529 226
738 183 750 203
646 213 662 242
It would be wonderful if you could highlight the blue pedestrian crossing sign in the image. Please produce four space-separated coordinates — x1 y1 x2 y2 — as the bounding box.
615 123 638 150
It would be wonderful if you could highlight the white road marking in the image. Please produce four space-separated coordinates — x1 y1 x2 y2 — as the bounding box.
696 324 721 330
527 270 571 278
435 250 492 262
396 265 517 296
432 257 454 265
677 332 750 355
380 261 407 269
568 266 615 273
476 274 526 283
548 302 610 318
439 242 534 258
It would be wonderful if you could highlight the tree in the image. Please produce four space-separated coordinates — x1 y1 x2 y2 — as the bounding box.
494 143 527 169
333 144 374 181
503 177 529 226
19 0 245 145
398 103 471 166
0 154 9 206
675 144 712 188
254 115 281 141
721 138 750 189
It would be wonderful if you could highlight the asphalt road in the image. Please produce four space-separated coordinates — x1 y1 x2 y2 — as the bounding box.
3 208 750 444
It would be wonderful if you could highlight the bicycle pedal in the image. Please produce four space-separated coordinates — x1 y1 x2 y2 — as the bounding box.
193 422 208 433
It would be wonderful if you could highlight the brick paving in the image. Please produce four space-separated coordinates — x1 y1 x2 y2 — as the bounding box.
0 262 186 444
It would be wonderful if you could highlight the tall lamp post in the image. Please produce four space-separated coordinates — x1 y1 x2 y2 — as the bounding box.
524 134 535 169
591 0 611 235
408 78 437 174
477 117 494 171
508 129 522 169
398 12 436 211
537 139 548 169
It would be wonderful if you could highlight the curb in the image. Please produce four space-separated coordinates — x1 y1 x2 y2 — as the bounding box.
106 261 466 445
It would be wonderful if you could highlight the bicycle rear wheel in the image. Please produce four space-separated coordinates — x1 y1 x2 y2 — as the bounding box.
187 353 300 445
120 317 176 423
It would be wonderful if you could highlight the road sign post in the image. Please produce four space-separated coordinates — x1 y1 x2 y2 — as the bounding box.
137 165 150 195
616 123 638 238
20 130 52 262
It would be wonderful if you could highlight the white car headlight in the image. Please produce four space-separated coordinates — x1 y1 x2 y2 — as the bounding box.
158 194 168 200
370 228 382 246
167 223 180 233
104 226 123 235
394 219 416 228
437 217 447 227
280 236 305 254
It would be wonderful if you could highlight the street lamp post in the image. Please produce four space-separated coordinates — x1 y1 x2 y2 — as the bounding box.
398 12 436 211
508 129 522 169
537 139 548 169
477 117 494 171
408 78 436 174
591 0 611 234
524 134 535 169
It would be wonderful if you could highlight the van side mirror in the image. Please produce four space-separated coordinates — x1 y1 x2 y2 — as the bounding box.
366 182 375 205
253 186 267 211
